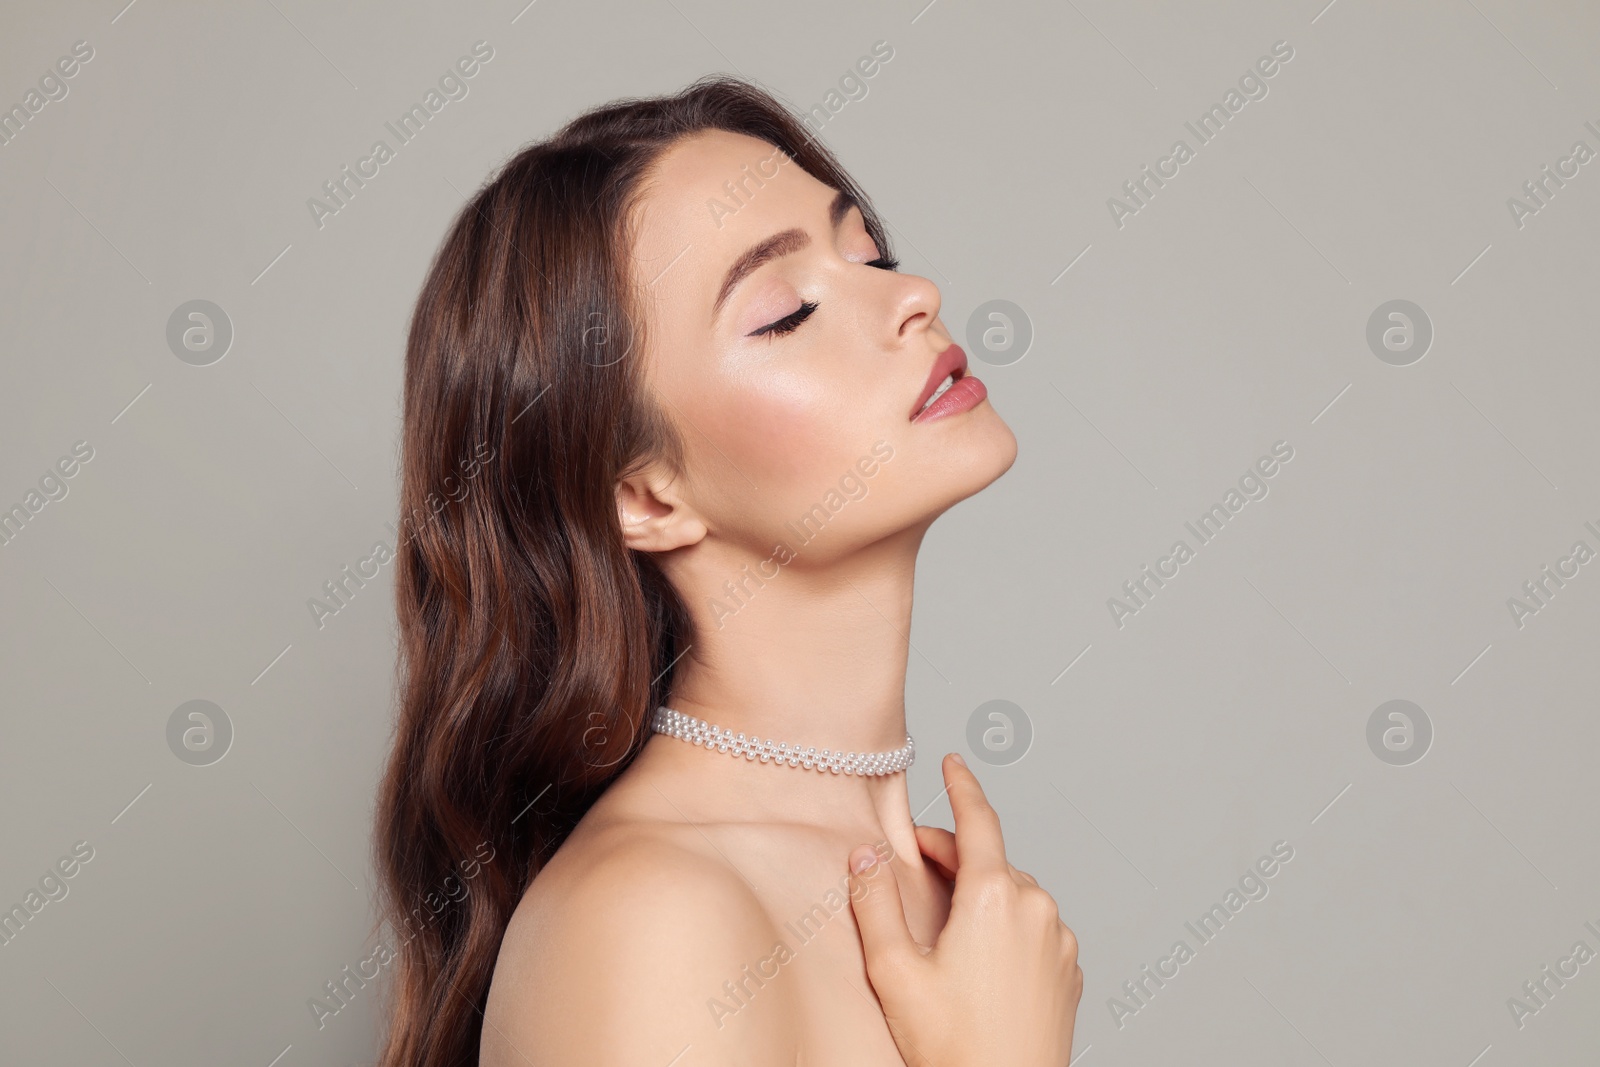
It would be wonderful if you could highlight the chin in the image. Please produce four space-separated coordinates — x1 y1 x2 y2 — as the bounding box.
969 407 1020 490
987 410 1020 478
921 403 1019 517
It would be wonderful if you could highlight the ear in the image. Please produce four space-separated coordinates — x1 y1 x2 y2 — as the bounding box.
615 462 708 553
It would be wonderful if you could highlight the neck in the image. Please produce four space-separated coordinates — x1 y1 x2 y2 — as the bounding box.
641 523 931 850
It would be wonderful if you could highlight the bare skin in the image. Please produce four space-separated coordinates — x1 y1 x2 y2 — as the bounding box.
480 129 1081 1066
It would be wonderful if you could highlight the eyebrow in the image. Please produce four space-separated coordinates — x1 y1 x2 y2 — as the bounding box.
712 189 859 322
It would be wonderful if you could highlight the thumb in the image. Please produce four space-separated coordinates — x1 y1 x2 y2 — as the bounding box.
847 845 917 975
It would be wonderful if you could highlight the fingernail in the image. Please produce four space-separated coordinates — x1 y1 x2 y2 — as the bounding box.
852 849 878 874
950 752 966 767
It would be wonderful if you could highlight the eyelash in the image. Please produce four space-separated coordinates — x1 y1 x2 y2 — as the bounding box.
751 300 819 337
747 256 900 338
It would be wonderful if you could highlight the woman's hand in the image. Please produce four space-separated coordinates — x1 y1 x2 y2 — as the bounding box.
847 753 1083 1067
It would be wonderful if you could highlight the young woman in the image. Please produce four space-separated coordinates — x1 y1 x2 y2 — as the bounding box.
373 75 1082 1066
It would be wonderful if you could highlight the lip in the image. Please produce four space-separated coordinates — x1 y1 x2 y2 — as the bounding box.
909 343 970 421
913 374 987 423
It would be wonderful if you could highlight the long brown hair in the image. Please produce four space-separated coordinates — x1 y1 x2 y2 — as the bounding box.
373 75 894 1065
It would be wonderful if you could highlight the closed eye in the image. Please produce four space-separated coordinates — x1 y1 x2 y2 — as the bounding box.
745 257 897 338
748 300 818 338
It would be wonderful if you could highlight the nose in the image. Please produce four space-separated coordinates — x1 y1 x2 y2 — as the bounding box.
891 270 942 340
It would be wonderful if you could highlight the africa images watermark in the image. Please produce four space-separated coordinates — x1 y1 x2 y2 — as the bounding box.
1108 839 1295 1029
1107 39 1296 229
0 39 95 149
1 840 96 948
800 40 895 137
1506 913 1600 1030
306 40 495 230
1505 118 1600 230
1107 440 1295 629
307 838 496 1030
705 143 796 229
307 439 495 631
1505 518 1600 629
706 839 896 1029
0 439 96 549
702 38 895 229
706 439 896 630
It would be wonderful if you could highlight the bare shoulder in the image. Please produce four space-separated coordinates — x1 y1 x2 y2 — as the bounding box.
481 815 801 1067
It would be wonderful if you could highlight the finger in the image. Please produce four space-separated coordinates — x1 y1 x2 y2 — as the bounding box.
914 825 958 881
1009 865 1038 888
846 844 918 975
943 753 1009 878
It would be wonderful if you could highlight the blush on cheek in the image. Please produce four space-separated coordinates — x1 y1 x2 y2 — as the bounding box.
715 382 838 485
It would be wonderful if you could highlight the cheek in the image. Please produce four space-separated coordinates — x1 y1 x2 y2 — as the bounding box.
703 366 855 484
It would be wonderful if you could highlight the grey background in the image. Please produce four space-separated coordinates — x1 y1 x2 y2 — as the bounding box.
2 0 1597 1064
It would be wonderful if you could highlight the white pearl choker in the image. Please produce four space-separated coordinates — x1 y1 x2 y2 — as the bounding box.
651 705 915 776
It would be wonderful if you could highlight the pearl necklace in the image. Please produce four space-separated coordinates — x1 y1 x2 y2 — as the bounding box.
651 705 915 776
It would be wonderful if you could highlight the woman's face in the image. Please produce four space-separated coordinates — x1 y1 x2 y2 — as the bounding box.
626 129 1017 562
